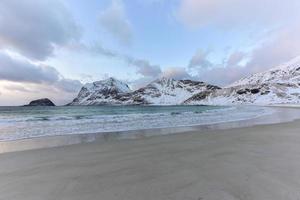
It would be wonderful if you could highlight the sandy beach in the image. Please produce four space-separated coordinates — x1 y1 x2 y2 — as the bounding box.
0 117 300 200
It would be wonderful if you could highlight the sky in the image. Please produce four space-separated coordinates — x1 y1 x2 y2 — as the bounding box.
0 0 300 105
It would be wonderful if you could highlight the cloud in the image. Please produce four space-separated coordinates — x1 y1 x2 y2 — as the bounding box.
179 0 300 86
245 26 300 71
98 0 133 46
0 53 59 83
161 67 191 80
196 65 249 86
67 42 118 58
3 85 33 93
54 79 82 93
73 42 162 78
231 24 300 83
178 0 300 29
191 26 300 86
186 49 249 85
188 50 212 69
127 58 162 78
0 0 80 60
0 52 82 93
226 51 246 66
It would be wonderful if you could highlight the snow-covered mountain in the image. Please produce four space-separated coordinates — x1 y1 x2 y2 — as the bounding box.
68 78 132 105
69 77 220 105
185 57 300 105
123 77 220 105
70 56 300 106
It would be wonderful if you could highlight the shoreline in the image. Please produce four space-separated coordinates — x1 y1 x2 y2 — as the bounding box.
1 114 300 199
0 105 269 142
1 106 300 154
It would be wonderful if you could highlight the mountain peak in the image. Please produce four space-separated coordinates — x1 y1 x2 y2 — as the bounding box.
69 78 132 105
83 78 131 93
105 77 118 83
69 77 220 106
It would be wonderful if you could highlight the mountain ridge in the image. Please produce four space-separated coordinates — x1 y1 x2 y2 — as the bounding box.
69 77 220 105
185 57 300 105
68 77 132 105
69 56 300 106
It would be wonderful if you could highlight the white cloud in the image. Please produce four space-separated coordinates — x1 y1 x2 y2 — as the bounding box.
188 50 212 69
195 65 249 86
178 0 300 86
129 59 162 78
0 53 58 84
226 51 246 66
0 0 80 61
190 27 300 86
0 52 82 93
0 0 83 105
3 85 33 93
98 0 133 46
161 67 191 80
73 42 162 79
245 25 300 71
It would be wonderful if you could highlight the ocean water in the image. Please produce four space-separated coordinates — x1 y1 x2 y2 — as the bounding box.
0 105 273 141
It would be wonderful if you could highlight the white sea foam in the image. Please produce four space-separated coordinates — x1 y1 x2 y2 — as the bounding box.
0 106 274 141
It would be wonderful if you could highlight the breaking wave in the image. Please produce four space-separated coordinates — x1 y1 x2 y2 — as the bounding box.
0 105 273 141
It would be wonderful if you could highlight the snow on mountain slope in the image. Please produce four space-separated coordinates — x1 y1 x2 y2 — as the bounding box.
69 78 132 105
185 57 300 105
69 77 220 105
69 56 300 106
124 77 220 105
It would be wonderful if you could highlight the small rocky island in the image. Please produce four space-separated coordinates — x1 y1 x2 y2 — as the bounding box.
25 98 55 106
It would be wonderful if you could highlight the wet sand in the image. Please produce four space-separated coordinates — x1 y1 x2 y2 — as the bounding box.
1 118 300 199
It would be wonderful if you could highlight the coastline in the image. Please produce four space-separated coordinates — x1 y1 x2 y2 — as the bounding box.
0 105 271 142
1 106 300 154
1 114 300 199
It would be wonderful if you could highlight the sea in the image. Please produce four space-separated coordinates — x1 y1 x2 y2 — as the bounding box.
0 105 274 141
